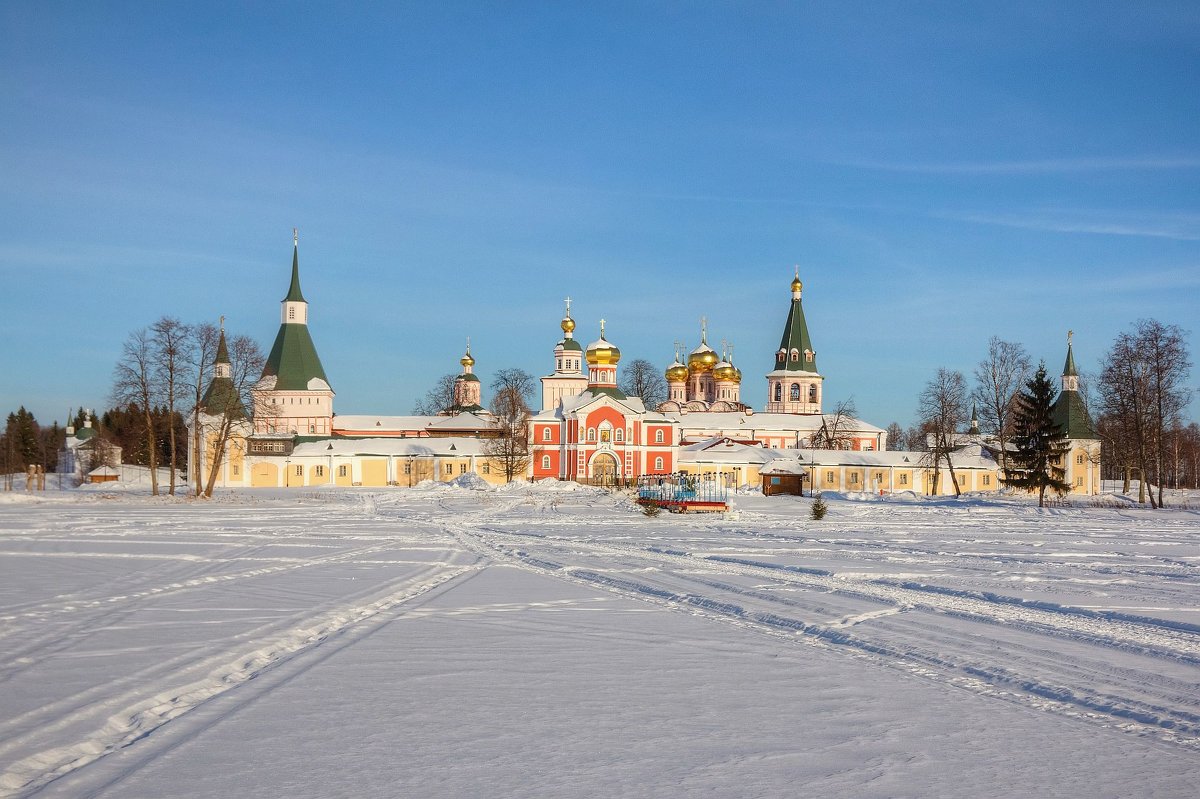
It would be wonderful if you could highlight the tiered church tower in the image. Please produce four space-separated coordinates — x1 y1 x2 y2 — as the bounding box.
765 270 823 414
251 231 335 435
540 299 590 410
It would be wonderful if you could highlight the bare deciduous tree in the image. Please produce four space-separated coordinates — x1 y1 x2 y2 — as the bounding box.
484 368 534 483
918 369 968 496
151 317 193 495
112 328 159 495
618 359 667 409
810 397 858 450
971 336 1030 471
885 422 903 451
1098 320 1191 507
188 323 219 496
413 374 459 416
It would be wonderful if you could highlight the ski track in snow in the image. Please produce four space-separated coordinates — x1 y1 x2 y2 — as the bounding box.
427 492 1200 750
0 487 1198 796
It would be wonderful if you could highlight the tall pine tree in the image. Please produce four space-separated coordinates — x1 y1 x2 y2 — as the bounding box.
1004 362 1071 507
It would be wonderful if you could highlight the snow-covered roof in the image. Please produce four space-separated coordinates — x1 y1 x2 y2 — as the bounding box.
679 437 775 466
427 412 494 430
665 411 885 435
333 415 441 432
547 391 675 422
766 448 998 469
290 436 488 458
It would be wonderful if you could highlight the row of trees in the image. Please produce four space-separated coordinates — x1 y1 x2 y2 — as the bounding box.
893 319 1192 506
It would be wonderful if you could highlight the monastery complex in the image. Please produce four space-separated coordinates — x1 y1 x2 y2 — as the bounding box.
187 236 1101 497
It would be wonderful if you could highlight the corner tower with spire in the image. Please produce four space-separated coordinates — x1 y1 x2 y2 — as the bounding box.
251 230 335 436
1051 331 1100 494
765 268 824 414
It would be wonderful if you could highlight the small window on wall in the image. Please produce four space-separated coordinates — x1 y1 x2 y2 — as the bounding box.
294 465 302 476
460 463 467 474
588 429 596 442
482 463 490 474
655 429 664 443
850 473 859 484
443 463 452 474
232 466 239 476
899 474 908 486
309 424 315 433
826 471 834 484
790 384 800 401
543 427 552 441
404 462 411 474
808 385 817 403
338 465 348 477
1076 454 1084 465
542 455 551 470
773 383 782 402
1076 476 1084 486
615 429 623 442
982 474 990 486
655 457 663 470
315 465 324 477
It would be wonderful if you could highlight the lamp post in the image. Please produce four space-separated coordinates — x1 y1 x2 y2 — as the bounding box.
285 457 290 488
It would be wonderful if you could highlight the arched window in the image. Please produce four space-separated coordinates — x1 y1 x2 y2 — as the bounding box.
655 457 664 470
587 428 596 442
541 455 551 470
655 429 664 443
790 383 801 401
808 385 817 403
791 349 799 362
773 383 782 402
542 427 552 441
615 429 623 442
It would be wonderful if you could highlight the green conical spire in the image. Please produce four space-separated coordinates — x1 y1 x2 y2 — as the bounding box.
214 325 230 365
774 271 817 373
284 228 305 303
1063 330 1078 378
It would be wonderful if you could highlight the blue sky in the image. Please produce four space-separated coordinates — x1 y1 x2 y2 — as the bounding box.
2 2 1198 429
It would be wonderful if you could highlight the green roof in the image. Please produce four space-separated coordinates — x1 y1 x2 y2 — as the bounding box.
559 338 583 352
201 376 246 419
263 323 330 391
774 296 818 373
214 329 230 364
589 385 627 400
284 243 305 302
1051 389 1094 439
455 373 480 383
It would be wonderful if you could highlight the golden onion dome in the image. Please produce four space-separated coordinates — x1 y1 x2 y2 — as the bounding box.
732 364 743 383
460 350 475 368
665 360 689 382
713 360 737 381
688 344 719 372
791 274 803 293
561 316 575 334
586 336 621 366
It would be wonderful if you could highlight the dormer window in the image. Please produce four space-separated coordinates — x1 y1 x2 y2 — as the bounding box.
790 349 799 362
805 349 814 363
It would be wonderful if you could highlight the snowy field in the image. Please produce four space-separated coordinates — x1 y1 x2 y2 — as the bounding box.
1 482 1197 798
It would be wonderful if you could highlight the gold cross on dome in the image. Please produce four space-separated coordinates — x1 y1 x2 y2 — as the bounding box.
219 314 225 333
564 296 572 316
599 318 606 338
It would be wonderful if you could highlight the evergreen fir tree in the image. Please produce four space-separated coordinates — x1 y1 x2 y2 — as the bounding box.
1005 362 1071 507
810 493 828 520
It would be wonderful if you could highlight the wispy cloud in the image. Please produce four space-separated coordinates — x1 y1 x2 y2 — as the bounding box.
836 156 1200 174
935 210 1200 241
